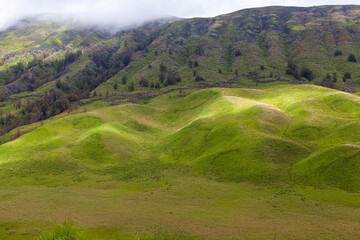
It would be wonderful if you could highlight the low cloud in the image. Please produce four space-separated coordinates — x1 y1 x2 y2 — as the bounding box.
0 0 359 31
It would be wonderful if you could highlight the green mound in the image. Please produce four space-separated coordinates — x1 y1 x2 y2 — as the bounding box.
294 144 360 191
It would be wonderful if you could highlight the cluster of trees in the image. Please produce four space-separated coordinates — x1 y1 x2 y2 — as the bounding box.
0 90 79 135
0 51 83 93
285 62 313 80
188 60 199 68
334 50 357 63
320 71 353 88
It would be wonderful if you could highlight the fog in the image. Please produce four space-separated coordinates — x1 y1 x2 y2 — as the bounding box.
0 0 359 31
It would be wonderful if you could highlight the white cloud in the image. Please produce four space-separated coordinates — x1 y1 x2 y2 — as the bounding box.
0 0 359 31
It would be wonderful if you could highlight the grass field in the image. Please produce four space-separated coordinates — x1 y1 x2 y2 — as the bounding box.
1 84 360 239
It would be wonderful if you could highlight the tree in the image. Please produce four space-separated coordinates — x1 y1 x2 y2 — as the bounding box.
175 74 182 82
235 69 239 78
286 62 298 78
343 72 351 82
139 77 149 87
218 69 222 73
348 54 357 63
195 75 205 82
332 72 338 82
122 76 127 84
155 82 160 89
128 82 135 92
188 60 193 68
194 60 199 67
235 50 242 57
113 83 118 89
321 74 334 88
300 67 313 80
159 63 167 72
334 50 342 56
159 72 165 83
165 74 176 86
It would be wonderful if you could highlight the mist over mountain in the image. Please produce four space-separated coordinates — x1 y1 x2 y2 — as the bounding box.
1 0 360 31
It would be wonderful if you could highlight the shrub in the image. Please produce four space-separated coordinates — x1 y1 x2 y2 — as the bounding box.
332 72 338 82
159 63 167 72
348 54 357 63
39 222 84 240
195 75 205 82
128 82 135 92
122 76 127 84
235 50 242 56
194 60 199 68
139 77 149 87
188 60 193 68
300 67 313 80
321 74 334 88
334 50 343 56
159 73 165 83
343 72 351 82
11 128 21 141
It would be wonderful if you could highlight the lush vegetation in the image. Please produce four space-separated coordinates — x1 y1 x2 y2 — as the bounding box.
2 5 360 240
1 85 360 239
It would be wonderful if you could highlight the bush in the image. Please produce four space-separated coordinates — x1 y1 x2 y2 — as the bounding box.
11 128 21 141
194 60 199 67
39 222 84 240
348 54 357 63
139 77 149 87
195 75 205 82
343 72 351 82
128 82 135 92
122 76 127 84
334 50 343 56
300 67 313 80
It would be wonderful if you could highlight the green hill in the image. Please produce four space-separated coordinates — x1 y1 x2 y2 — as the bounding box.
2 5 360 240
2 84 360 189
1 84 360 239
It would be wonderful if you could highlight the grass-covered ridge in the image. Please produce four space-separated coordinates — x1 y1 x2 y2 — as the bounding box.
2 84 360 190
1 85 360 239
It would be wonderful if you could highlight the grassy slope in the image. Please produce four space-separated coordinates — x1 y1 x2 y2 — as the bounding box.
1 85 360 239
2 84 360 188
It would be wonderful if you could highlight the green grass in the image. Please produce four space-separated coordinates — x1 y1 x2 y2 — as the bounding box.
1 84 360 239
2 85 360 188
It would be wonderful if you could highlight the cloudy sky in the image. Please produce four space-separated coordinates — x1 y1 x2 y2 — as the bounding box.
0 0 359 30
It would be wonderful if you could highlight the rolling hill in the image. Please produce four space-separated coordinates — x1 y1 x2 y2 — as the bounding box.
1 5 360 240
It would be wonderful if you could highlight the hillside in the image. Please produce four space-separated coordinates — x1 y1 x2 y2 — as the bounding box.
1 5 360 240
1 85 360 239
2 5 360 139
